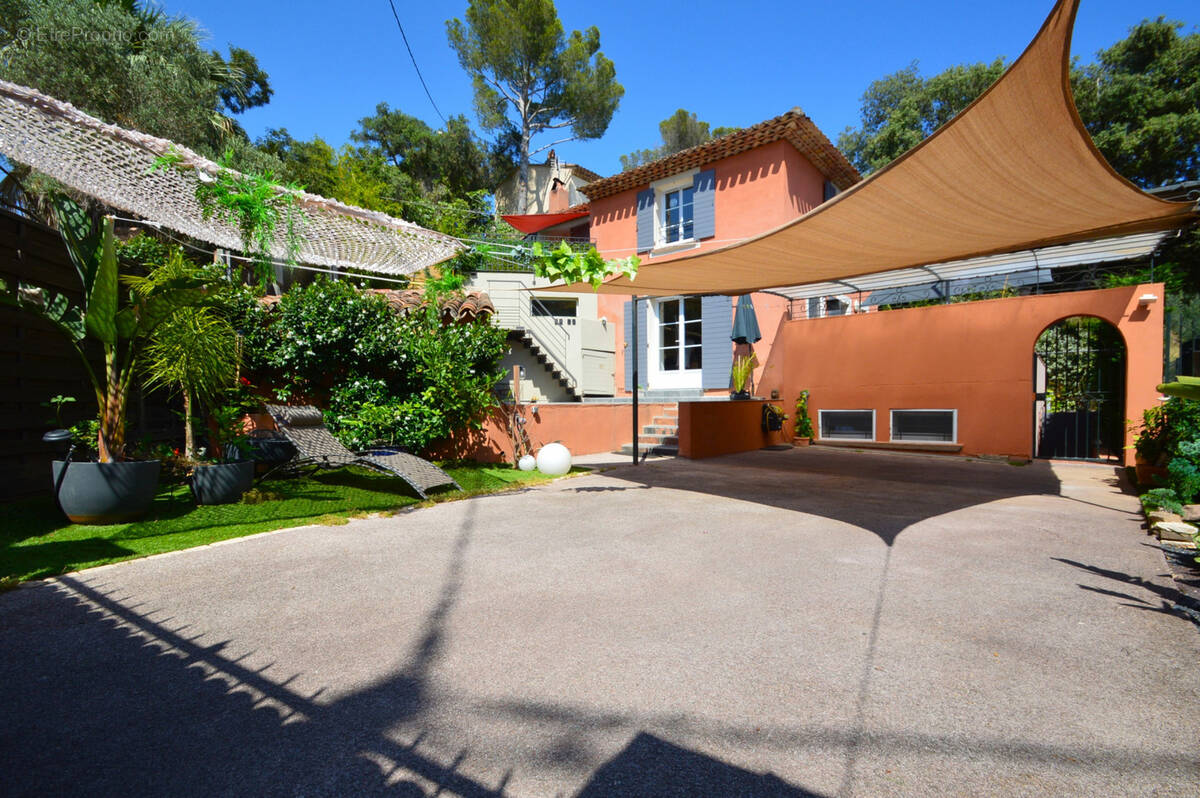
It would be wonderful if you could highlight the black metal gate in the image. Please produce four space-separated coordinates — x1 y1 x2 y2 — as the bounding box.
1033 317 1126 461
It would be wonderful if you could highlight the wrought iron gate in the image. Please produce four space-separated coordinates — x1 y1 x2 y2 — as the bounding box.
1033 317 1126 461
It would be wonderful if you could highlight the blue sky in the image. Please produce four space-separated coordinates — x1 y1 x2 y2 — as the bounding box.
172 1 1197 176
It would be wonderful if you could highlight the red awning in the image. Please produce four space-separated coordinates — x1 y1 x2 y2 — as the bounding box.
502 210 589 235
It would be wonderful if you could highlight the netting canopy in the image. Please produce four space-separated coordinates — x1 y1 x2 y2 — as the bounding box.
556 0 1197 297
0 80 462 275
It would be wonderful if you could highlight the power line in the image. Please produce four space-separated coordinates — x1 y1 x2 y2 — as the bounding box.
387 0 447 126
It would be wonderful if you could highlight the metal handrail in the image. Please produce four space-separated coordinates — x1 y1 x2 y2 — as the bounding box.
491 290 579 392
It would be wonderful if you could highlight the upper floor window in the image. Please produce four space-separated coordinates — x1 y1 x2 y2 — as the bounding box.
637 169 715 254
663 186 695 244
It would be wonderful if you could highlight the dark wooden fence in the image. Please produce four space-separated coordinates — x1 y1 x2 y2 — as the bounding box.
0 208 98 500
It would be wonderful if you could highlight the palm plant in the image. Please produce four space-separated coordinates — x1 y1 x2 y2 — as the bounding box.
138 252 239 459
0 198 210 461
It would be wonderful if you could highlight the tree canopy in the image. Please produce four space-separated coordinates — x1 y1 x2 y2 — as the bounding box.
619 108 741 171
446 0 623 212
0 0 270 156
837 18 1199 188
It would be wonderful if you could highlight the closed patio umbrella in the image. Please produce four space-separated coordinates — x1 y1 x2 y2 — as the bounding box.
731 295 762 344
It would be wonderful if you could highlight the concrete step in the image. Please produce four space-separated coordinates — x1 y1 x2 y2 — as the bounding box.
642 425 678 436
617 442 678 456
638 434 679 446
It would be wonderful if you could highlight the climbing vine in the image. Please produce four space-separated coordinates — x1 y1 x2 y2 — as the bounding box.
152 147 303 284
529 241 639 289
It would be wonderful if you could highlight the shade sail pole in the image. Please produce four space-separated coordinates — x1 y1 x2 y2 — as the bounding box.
631 295 640 466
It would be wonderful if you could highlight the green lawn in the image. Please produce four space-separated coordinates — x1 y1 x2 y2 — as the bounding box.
1 464 576 584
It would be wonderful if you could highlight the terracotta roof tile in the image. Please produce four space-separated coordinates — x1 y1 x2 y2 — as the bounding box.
260 290 495 324
579 108 860 201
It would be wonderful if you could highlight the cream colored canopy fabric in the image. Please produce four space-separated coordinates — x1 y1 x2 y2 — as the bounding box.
559 0 1197 297
0 80 462 275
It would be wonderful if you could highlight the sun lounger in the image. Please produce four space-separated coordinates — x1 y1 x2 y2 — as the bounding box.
264 404 460 499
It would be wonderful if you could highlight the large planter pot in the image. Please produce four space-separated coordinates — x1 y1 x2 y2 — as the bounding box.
191 460 255 505
793 436 812 447
1135 463 1169 488
730 390 752 400
51 460 161 524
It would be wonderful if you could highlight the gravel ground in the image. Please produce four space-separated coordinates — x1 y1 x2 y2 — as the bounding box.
1 447 1197 797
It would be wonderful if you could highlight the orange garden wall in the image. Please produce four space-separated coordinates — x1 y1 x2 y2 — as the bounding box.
428 402 675 463
747 284 1162 466
677 400 789 459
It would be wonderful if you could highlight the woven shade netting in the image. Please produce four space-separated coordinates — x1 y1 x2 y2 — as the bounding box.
557 0 1197 297
0 80 462 275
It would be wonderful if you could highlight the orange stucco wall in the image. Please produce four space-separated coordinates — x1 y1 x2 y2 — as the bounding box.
678 400 790 459
750 284 1162 466
428 402 675 463
591 140 828 397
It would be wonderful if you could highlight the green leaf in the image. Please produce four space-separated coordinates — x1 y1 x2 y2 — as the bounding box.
84 217 119 344
52 195 100 291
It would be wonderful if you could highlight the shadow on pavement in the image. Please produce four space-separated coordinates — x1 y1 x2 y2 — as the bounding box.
576 732 821 797
599 447 1063 545
0 496 818 797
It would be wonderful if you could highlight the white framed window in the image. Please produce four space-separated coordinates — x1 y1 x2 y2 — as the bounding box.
891 409 957 442
656 296 703 372
819 409 875 440
651 170 700 252
662 185 695 244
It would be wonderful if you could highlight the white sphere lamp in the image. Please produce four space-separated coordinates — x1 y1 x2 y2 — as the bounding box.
536 442 572 476
517 454 536 472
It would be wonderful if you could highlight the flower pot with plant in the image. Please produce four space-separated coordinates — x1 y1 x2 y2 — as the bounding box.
1134 405 1171 487
140 290 257 505
731 353 757 399
5 201 217 522
793 390 815 445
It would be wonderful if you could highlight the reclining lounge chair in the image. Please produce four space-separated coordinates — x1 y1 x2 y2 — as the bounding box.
265 404 461 499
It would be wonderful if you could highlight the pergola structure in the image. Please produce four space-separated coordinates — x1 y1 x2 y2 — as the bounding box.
0 80 462 276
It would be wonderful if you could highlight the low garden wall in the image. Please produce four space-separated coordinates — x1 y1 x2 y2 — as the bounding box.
677 399 791 459
430 402 675 463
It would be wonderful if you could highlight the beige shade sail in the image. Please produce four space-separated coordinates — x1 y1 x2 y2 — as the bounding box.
553 0 1197 297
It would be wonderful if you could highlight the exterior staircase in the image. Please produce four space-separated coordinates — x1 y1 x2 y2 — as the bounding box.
617 404 679 457
509 330 582 401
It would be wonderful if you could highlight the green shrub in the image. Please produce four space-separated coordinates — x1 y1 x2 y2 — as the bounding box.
1168 440 1200 503
1142 487 1184 515
242 277 508 454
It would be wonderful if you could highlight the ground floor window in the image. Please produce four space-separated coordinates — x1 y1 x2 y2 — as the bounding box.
891 409 956 442
819 410 875 440
658 296 702 372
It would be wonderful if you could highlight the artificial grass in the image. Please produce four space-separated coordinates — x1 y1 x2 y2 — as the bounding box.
1 464 576 584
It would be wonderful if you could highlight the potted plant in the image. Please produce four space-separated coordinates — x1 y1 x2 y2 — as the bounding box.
731 353 757 399
4 201 210 522
1133 405 1171 487
140 274 255 505
793 390 815 446
190 399 256 505
761 403 789 448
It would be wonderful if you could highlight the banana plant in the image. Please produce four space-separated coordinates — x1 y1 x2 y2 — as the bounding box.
1 198 209 461
1158 375 1200 402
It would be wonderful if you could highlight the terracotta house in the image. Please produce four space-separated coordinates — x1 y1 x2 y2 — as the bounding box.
494 150 601 219
580 109 860 397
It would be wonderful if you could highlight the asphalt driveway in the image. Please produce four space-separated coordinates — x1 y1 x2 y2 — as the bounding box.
1 447 1197 796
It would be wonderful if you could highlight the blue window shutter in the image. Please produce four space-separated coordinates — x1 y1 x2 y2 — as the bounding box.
636 189 655 252
623 300 649 391
692 169 716 239
700 295 733 389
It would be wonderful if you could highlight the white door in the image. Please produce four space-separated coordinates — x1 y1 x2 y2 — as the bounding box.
648 296 703 390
